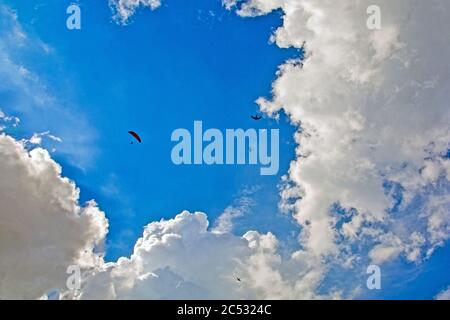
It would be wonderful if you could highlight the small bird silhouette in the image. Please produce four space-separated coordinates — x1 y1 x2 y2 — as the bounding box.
251 115 262 120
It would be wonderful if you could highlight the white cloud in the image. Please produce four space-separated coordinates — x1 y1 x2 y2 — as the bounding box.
0 132 328 299
28 131 62 145
2 0 450 299
435 286 450 300
369 241 403 265
0 109 20 129
222 0 239 11
109 0 162 24
213 199 251 234
0 134 108 299
226 0 450 266
76 210 330 299
78 211 249 299
213 186 259 234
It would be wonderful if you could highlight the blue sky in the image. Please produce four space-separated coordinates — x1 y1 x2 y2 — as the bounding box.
1 0 449 300
2 0 299 260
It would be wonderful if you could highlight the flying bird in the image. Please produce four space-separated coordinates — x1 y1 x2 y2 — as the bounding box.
128 131 142 144
236 277 241 282
251 115 262 120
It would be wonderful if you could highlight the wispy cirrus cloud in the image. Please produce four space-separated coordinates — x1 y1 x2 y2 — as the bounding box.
0 5 98 169
213 186 260 234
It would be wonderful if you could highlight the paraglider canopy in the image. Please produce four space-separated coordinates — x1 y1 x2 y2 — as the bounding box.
128 131 142 143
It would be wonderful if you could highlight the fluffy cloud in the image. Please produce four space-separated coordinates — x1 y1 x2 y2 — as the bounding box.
226 0 450 266
2 0 450 300
76 211 329 299
435 286 450 300
109 0 162 24
0 131 327 299
0 134 108 299
78 211 249 299
105 0 450 268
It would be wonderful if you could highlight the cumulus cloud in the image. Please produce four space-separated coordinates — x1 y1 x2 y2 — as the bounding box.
2 0 450 300
0 134 108 299
76 211 330 299
435 286 450 300
225 0 450 268
109 0 162 24
0 132 328 299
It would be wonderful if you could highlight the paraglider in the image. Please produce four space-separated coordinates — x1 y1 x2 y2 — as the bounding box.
251 115 262 120
128 131 142 144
